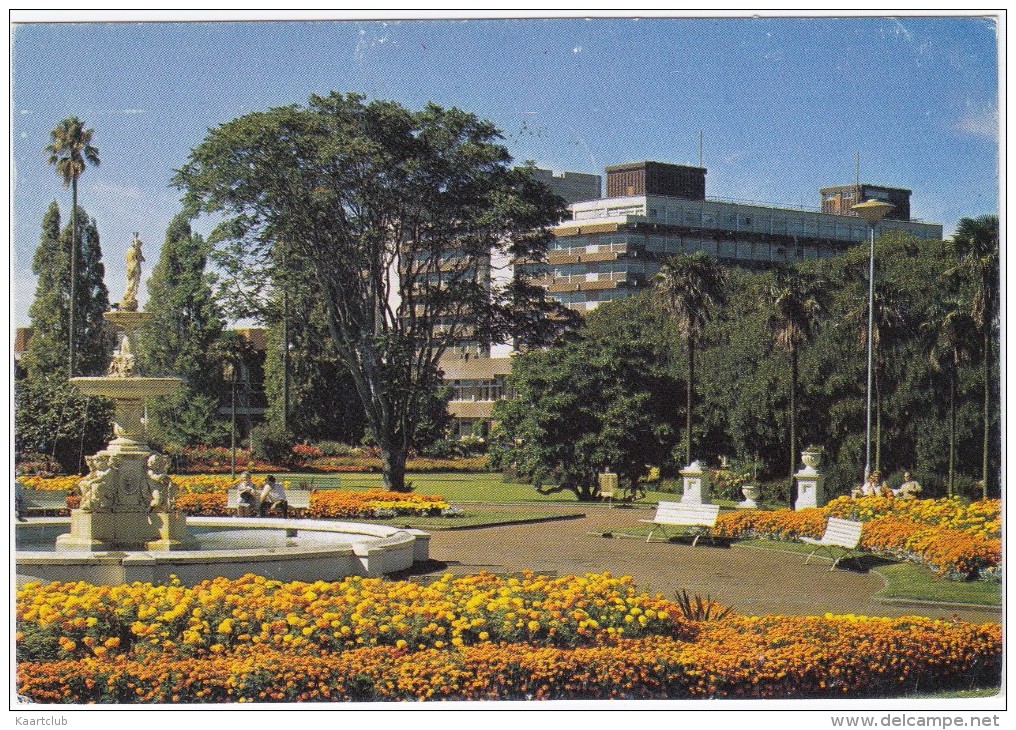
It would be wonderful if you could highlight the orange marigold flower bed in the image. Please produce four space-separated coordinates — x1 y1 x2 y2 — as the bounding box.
716 497 1001 579
16 614 1001 702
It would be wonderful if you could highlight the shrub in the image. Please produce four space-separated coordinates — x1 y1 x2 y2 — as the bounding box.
251 423 294 466
15 452 62 478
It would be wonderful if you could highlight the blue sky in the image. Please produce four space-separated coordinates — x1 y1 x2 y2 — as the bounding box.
10 13 1000 328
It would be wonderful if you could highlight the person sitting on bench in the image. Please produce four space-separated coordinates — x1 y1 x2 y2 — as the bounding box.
235 471 258 517
259 475 288 518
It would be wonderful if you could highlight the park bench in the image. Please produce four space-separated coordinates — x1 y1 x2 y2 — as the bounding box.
226 488 312 517
800 517 864 570
19 489 69 516
640 501 721 546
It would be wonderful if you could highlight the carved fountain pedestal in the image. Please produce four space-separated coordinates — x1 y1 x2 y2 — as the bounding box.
56 311 196 552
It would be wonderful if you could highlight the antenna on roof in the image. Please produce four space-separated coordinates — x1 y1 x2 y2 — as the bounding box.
699 130 704 168
855 152 860 190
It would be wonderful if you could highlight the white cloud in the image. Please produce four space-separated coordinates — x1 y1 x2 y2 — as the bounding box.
955 106 998 140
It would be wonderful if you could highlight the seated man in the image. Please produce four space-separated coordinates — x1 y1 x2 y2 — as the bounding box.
259 475 289 518
895 472 923 498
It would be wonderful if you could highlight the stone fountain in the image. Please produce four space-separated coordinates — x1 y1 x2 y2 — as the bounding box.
56 233 195 551
19 232 430 584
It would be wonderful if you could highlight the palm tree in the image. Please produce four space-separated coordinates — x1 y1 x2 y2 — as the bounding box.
949 215 999 498
765 267 827 504
847 288 910 473
45 116 100 377
653 252 727 466
921 300 977 495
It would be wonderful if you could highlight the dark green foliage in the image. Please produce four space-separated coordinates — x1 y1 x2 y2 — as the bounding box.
261 266 368 445
250 421 294 465
14 379 112 474
23 205 113 377
137 212 228 446
498 227 1000 500
17 203 114 472
491 294 678 500
673 590 734 622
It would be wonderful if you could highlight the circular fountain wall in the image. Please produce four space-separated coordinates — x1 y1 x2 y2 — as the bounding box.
16 517 431 586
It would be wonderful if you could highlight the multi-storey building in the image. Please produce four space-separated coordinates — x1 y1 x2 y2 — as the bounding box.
531 161 942 313
438 167 602 437
442 160 943 435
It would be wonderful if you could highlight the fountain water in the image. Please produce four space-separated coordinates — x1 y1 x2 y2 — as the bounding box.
18 233 429 585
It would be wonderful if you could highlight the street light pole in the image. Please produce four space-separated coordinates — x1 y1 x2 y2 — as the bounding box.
851 199 895 482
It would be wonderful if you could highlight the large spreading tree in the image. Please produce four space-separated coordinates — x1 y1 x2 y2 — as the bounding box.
175 92 568 490
491 293 678 500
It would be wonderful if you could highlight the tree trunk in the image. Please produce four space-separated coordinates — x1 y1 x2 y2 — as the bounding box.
69 179 78 377
380 441 409 492
875 381 882 474
788 345 797 507
948 373 956 496
685 340 695 466
982 326 990 498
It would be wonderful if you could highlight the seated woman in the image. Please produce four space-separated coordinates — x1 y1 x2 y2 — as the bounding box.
259 475 289 518
235 472 258 517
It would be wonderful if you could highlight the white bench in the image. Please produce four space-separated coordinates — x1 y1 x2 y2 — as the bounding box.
226 489 312 515
800 517 864 570
640 501 721 545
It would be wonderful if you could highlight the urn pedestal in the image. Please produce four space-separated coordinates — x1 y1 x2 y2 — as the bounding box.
794 450 826 511
680 461 711 504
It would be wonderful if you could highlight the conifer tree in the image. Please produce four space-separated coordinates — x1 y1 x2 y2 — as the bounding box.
16 202 113 472
137 212 228 446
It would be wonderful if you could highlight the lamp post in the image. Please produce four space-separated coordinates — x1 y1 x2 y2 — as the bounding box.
851 198 895 482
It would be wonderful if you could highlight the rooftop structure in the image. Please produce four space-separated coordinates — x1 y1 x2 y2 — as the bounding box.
527 161 943 313
820 183 913 221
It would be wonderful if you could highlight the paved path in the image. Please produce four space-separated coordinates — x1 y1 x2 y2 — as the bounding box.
404 504 1000 624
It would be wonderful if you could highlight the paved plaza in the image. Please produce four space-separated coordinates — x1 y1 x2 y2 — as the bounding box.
404 504 1000 624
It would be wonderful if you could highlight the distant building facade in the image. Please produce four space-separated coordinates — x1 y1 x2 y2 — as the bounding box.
527 161 942 313
440 355 513 438
529 167 602 204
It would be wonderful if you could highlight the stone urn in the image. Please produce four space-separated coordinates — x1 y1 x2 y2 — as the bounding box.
738 484 760 509
801 448 823 471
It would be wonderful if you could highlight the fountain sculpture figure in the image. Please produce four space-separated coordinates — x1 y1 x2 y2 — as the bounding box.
56 234 194 551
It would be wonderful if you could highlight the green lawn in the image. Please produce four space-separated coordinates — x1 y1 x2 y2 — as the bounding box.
358 509 584 530
285 471 1002 609
736 538 1001 607
300 470 678 505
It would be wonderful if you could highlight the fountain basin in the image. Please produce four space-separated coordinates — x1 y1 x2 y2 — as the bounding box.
69 376 182 399
16 517 430 586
